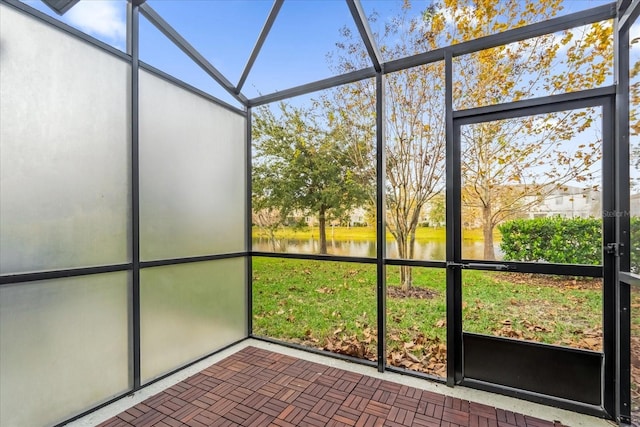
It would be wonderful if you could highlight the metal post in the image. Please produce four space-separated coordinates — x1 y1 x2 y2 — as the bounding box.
615 1 632 421
127 0 141 390
376 72 387 372
445 51 463 386
246 107 253 337
603 94 618 419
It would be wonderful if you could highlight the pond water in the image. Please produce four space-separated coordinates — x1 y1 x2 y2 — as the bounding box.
252 237 502 260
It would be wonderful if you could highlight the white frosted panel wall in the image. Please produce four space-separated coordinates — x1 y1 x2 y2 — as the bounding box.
0 273 130 427
0 4 130 274
140 259 247 382
139 70 246 260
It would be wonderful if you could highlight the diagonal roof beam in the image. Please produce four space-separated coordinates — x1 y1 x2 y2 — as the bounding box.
619 0 640 34
346 0 382 72
139 2 248 106
40 0 81 16
236 0 284 94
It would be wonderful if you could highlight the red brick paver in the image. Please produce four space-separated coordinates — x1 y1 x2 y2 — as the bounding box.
98 347 569 427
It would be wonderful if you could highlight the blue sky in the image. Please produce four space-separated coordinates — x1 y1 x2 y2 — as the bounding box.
21 0 624 108
14 0 640 188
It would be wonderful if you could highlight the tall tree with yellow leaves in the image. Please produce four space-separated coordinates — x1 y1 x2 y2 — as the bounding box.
449 0 612 259
331 0 613 279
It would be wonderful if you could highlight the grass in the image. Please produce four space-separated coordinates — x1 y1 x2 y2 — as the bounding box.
252 257 610 374
252 226 494 242
461 271 602 346
252 258 378 355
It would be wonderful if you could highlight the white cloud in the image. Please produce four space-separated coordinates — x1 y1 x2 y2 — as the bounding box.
439 4 477 29
66 1 126 43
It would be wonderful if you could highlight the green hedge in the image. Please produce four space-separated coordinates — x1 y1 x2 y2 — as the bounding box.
499 216 639 270
498 217 601 265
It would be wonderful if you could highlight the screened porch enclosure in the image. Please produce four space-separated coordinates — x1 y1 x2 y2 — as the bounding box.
0 0 638 426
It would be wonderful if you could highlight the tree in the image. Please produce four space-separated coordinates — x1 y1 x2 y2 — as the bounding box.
252 207 283 252
252 103 368 255
428 193 446 227
331 0 612 270
449 0 612 259
460 110 604 259
330 5 446 289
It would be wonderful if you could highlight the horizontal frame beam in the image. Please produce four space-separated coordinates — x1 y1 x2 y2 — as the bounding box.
454 90 614 126
0 253 250 286
0 264 132 285
140 252 248 269
453 86 616 120
619 271 640 286
251 251 377 264
448 3 615 58
385 259 447 269
458 261 603 277
461 377 608 418
248 67 377 106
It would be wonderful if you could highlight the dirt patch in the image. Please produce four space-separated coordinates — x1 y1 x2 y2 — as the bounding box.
387 286 439 299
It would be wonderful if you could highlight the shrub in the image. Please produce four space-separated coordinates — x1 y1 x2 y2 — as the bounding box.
498 216 601 265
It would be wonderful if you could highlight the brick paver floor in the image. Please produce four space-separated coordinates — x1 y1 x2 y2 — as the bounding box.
98 346 569 427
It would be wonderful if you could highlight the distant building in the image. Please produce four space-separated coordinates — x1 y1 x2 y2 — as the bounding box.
526 185 601 219
287 206 370 228
348 207 368 226
286 187 638 229
630 193 640 216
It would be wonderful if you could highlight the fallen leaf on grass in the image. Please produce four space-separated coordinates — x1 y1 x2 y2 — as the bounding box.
387 336 447 378
494 325 523 339
581 337 601 349
404 351 422 363
523 320 552 332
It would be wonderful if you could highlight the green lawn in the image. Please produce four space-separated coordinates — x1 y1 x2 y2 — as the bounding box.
252 257 609 376
252 226 493 242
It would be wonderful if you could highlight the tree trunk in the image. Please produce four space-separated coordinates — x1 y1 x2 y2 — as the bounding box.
319 207 327 255
396 228 414 291
400 265 413 291
268 229 278 252
482 205 496 260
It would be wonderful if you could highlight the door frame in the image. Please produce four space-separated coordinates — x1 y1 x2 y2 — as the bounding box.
446 90 616 417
